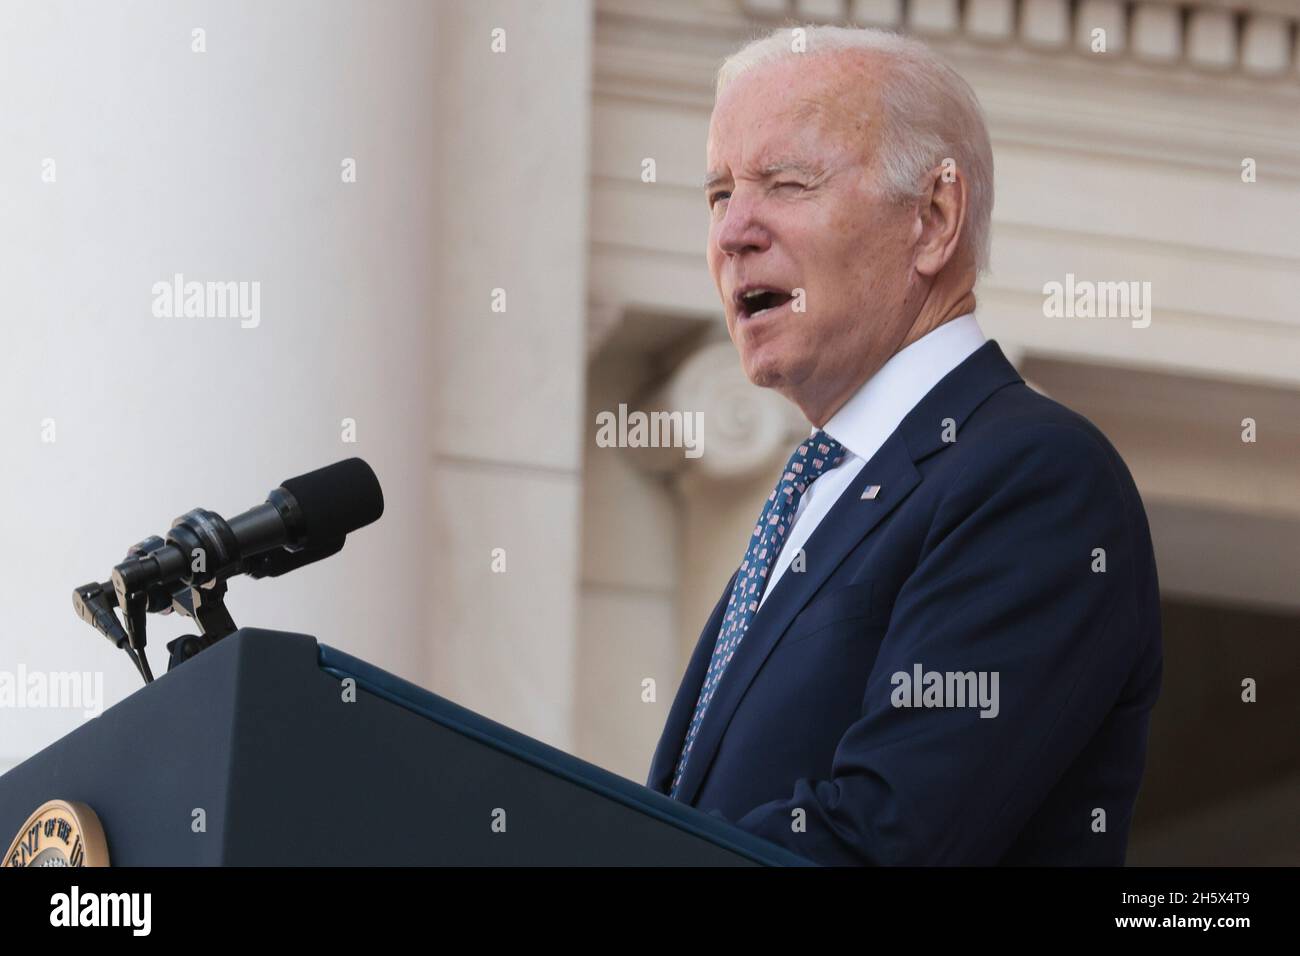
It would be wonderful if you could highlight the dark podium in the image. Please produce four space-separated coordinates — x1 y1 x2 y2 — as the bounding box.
0 629 809 866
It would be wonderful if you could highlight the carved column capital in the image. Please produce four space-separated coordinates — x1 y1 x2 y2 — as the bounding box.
646 340 807 481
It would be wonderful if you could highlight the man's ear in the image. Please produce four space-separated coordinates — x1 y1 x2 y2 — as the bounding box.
914 161 968 278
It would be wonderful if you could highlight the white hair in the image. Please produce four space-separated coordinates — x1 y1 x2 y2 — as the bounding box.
717 25 994 275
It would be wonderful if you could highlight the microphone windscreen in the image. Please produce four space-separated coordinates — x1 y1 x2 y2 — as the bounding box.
279 458 384 544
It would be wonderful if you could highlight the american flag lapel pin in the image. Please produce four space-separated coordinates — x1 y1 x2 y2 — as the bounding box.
860 484 881 500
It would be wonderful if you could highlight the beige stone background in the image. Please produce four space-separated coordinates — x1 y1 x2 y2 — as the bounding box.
1 0 1296 864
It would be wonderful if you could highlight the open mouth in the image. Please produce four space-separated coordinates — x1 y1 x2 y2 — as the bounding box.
736 287 794 320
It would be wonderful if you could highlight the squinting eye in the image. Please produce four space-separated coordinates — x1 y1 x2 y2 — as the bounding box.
709 191 731 208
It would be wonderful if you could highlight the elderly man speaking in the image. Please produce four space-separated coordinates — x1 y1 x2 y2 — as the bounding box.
646 26 1163 866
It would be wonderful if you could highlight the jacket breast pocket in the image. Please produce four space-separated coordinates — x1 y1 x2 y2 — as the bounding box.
780 579 886 648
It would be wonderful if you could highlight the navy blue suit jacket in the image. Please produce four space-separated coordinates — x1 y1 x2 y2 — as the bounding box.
646 340 1163 865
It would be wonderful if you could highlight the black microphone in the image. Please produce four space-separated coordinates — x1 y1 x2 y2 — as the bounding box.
228 458 384 564
111 458 384 598
75 458 383 682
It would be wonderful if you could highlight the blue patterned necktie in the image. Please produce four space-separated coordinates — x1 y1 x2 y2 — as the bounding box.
669 430 847 799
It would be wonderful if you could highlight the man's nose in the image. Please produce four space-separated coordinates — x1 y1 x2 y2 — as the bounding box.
714 193 771 257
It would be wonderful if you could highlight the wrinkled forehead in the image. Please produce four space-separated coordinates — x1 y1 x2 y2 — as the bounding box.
707 52 881 168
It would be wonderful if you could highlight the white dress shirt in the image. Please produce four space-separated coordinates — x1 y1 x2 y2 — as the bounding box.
757 312 986 608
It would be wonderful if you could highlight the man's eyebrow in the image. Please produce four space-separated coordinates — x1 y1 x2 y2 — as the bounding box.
757 160 821 180
701 170 729 191
701 161 821 191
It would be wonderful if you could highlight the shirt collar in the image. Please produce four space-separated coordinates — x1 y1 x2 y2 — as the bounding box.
817 312 986 461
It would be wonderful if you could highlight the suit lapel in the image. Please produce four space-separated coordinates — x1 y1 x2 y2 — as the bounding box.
646 570 736 794
669 340 1024 806
671 435 921 805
